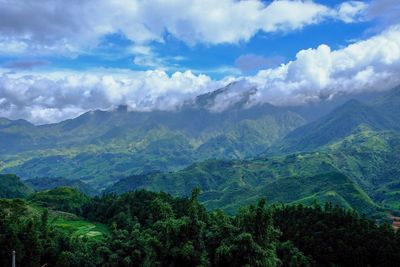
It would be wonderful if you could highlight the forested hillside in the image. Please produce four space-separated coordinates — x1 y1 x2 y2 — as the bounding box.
107 129 400 216
1 189 399 267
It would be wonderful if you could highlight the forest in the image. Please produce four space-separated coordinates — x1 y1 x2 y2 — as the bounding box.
1 188 399 267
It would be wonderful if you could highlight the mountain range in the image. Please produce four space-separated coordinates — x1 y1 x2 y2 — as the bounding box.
1 84 400 218
0 83 306 188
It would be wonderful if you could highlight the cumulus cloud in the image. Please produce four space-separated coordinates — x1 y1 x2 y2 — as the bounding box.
336 1 368 23
243 24 400 106
0 0 368 55
0 69 221 124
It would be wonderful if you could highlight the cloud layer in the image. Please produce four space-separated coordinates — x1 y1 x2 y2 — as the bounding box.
0 69 223 124
246 24 400 106
0 0 367 54
1 24 400 124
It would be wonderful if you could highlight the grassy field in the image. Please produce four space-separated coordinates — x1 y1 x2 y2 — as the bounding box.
51 217 110 240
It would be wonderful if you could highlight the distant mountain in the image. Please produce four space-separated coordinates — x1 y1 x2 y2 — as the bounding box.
277 86 400 153
0 174 33 198
0 84 305 188
372 86 400 128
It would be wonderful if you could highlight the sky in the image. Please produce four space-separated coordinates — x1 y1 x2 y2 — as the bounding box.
0 0 399 124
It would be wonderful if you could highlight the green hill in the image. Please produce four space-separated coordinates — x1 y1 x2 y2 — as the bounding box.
0 198 109 241
0 174 33 198
25 177 98 196
28 187 91 214
107 127 400 214
106 157 380 215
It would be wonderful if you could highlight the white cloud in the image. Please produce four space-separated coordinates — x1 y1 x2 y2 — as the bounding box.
0 69 220 124
336 1 368 23
0 0 369 55
244 24 400 106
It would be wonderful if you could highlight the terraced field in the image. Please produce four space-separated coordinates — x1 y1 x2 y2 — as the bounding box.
51 218 110 239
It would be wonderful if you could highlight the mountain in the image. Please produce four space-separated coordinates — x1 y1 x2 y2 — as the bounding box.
1 85 400 216
277 87 400 153
279 100 389 152
372 85 400 128
0 84 305 188
0 174 33 198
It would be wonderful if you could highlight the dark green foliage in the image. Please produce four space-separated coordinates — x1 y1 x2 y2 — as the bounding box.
0 199 102 267
1 190 400 266
82 191 281 267
29 187 90 214
273 203 400 266
0 174 33 198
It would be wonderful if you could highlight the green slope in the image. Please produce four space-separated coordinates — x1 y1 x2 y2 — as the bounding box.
279 100 391 153
0 198 109 240
28 187 91 214
108 127 400 214
278 86 400 153
0 174 33 198
106 157 379 215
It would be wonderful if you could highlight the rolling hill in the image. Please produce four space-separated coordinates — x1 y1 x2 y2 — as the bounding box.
107 126 400 215
105 155 382 215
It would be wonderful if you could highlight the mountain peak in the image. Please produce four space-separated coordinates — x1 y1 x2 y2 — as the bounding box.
0 117 33 127
190 81 258 111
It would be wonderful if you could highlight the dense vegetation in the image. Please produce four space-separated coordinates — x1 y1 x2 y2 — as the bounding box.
29 187 91 214
0 174 33 198
1 189 399 267
106 161 383 216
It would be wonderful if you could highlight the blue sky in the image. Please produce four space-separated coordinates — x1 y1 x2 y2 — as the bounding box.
0 0 374 77
0 0 399 123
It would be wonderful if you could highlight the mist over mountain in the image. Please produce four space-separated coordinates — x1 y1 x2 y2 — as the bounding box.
0 83 308 188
